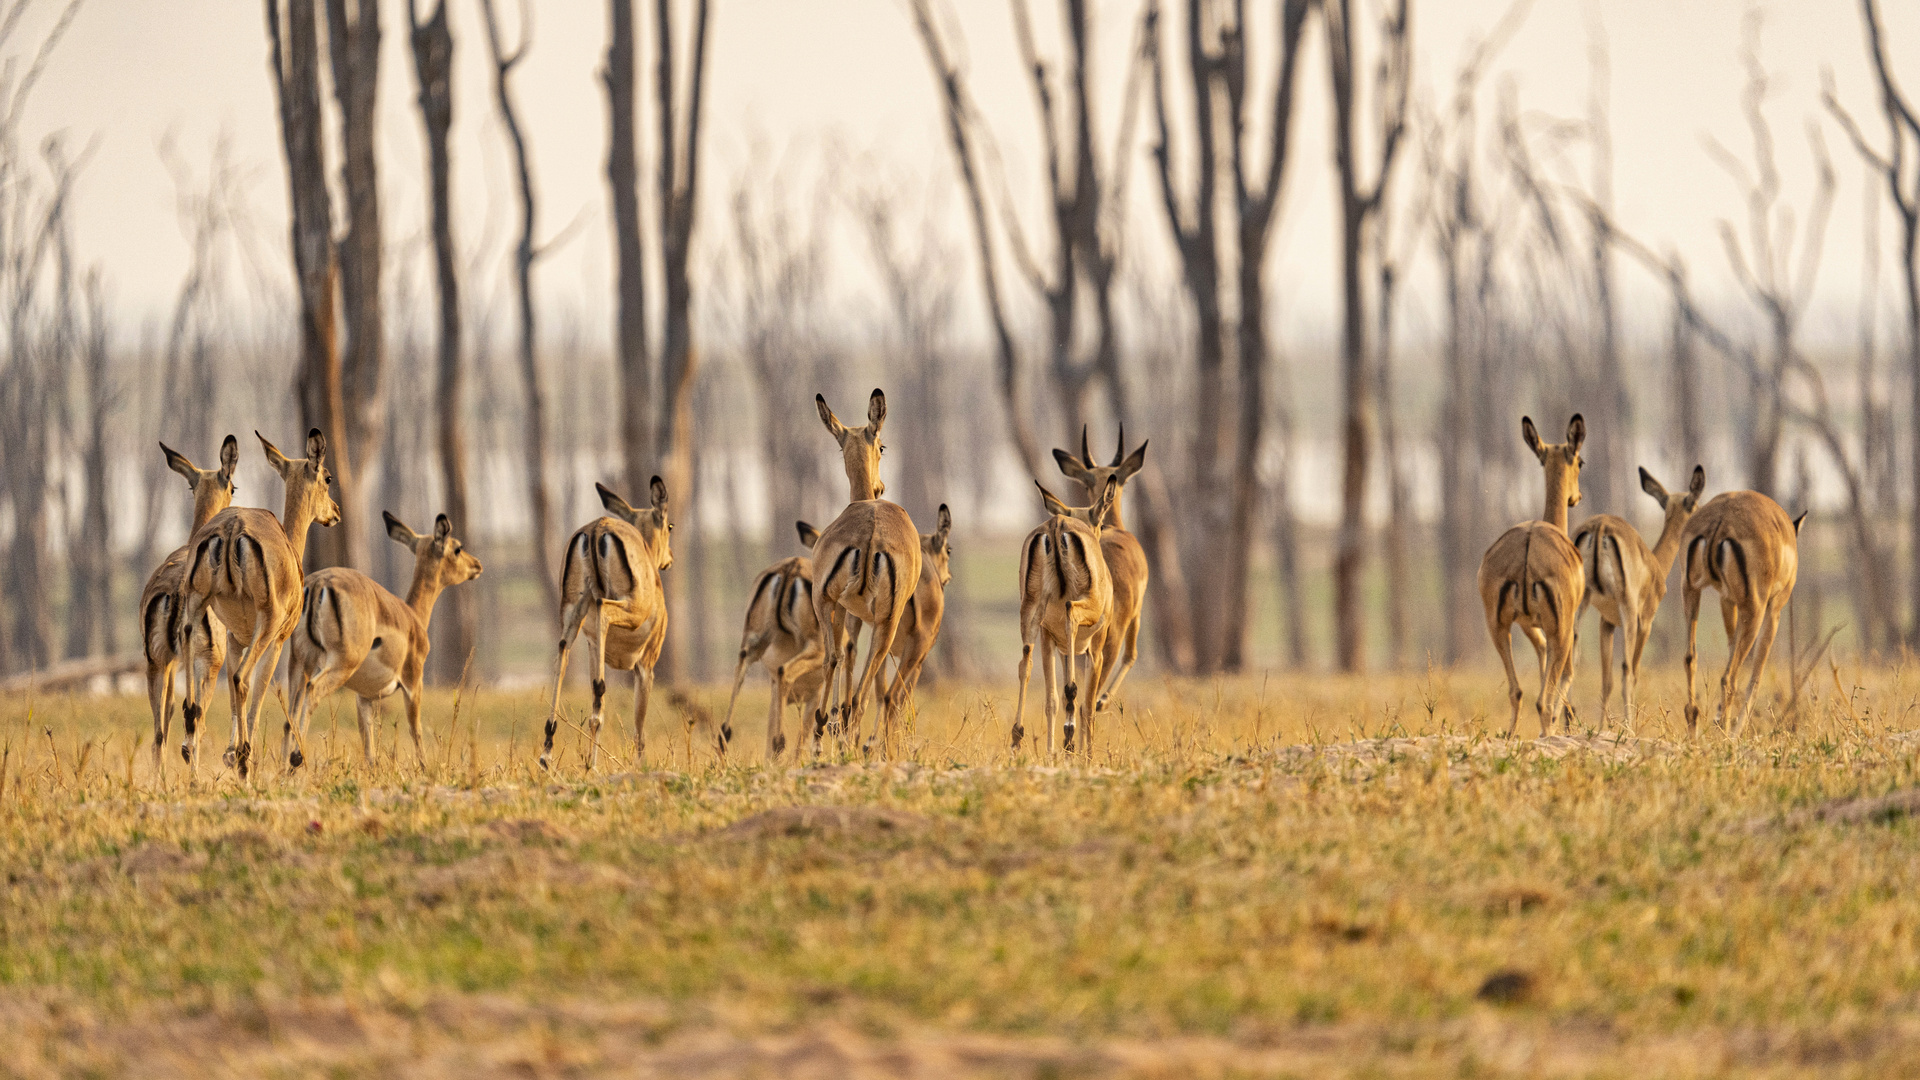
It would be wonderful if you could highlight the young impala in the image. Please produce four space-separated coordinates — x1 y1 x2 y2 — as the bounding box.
283 513 482 769
540 478 673 770
140 435 238 777
877 504 953 747
721 520 825 759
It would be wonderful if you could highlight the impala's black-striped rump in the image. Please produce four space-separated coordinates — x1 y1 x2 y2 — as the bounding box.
1686 522 1752 602
144 593 174 664
784 577 811 633
822 544 861 597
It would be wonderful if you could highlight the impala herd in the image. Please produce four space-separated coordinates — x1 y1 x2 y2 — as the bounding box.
136 396 1807 780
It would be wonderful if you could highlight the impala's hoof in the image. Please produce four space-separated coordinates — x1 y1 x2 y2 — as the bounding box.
222 747 237 768
236 742 252 778
538 754 553 772
1010 723 1025 749
1063 722 1076 753
289 749 305 769
770 733 787 756
1095 695 1110 712
812 710 828 738
181 745 192 764
719 723 734 747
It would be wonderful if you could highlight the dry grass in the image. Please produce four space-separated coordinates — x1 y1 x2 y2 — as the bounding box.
6 659 1920 1077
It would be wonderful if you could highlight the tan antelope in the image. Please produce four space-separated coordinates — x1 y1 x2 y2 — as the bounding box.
1053 427 1149 711
878 504 953 739
283 513 483 770
809 389 921 753
1014 478 1117 756
175 429 340 778
540 478 673 770
1679 488 1807 734
1478 415 1586 738
1566 465 1704 725
140 435 239 776
720 520 826 759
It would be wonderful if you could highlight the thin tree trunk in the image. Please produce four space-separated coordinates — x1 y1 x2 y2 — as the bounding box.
605 0 651 501
479 0 560 616
326 0 384 565
267 0 350 573
408 0 474 683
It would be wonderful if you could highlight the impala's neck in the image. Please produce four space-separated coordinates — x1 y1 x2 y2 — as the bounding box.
281 489 320 567
406 562 447 626
848 476 881 503
1648 511 1690 578
190 494 228 533
1540 469 1571 533
1105 491 1127 532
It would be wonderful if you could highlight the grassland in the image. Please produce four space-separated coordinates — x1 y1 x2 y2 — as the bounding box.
6 662 1920 1077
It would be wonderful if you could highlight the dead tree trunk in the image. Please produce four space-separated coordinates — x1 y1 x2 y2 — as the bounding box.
1828 0 1920 644
479 0 560 616
326 0 384 565
651 0 711 683
67 270 113 659
605 0 651 501
1325 0 1410 674
407 0 474 682
266 0 350 572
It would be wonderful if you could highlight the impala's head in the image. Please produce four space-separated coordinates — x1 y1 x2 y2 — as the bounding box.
1639 464 1705 528
1036 477 1119 530
385 511 483 588
1053 426 1147 522
796 520 823 552
921 504 954 588
598 477 673 571
162 433 239 528
1521 414 1585 510
259 428 341 528
817 389 886 502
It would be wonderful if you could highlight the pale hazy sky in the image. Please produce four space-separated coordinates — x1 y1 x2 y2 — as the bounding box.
12 0 1916 347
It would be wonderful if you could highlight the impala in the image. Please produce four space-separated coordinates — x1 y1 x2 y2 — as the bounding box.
1053 427 1148 712
540 478 672 770
1477 415 1586 738
1015 478 1117 756
809 389 921 753
140 435 238 776
283 512 482 769
1679 488 1807 734
721 520 826 759
878 504 953 745
1567 465 1704 724
175 429 340 778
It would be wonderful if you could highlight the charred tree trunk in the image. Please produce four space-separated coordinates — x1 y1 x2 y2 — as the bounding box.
326 0 384 565
267 0 349 572
480 0 560 616
408 0 474 682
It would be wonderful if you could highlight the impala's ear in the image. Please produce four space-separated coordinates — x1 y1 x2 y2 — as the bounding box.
796 520 822 549
160 442 197 484
434 513 453 541
649 475 669 512
866 388 887 430
1792 510 1809 534
1094 476 1120 526
1689 465 1706 499
383 510 418 547
1036 480 1071 518
1118 438 1148 482
1520 416 1544 461
596 481 637 519
218 434 240 478
1566 414 1586 453
258 430 294 475
1053 446 1088 480
935 503 952 544
1639 467 1668 507
305 427 327 463
816 393 847 443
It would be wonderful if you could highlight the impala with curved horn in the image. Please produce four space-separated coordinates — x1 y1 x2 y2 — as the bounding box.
1053 426 1148 712
1015 478 1117 756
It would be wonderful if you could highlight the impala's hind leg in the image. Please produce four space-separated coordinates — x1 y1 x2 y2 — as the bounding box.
1735 600 1785 736
541 594 595 771
1489 617 1524 738
632 664 655 762
1718 596 1760 732
1682 587 1704 734
148 658 173 779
